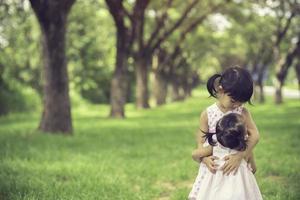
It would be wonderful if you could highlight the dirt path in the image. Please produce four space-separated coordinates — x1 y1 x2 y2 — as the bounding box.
264 86 299 99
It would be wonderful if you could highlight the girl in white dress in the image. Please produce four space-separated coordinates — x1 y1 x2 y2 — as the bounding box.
188 66 262 199
188 113 263 200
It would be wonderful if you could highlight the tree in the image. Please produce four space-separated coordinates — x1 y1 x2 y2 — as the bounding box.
67 0 115 104
105 0 148 117
229 0 299 103
295 59 300 93
132 0 232 108
272 0 300 103
275 34 300 103
29 0 76 133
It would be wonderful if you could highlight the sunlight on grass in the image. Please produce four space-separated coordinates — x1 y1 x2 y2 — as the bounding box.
0 88 299 199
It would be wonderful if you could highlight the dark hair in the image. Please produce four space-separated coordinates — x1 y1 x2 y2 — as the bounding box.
203 113 247 151
207 66 253 104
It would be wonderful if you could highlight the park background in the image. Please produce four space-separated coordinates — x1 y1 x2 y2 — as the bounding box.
0 0 299 199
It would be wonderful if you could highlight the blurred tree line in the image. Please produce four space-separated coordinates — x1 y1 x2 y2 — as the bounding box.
0 0 299 133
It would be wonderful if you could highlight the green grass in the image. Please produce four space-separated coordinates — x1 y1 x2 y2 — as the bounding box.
0 89 299 200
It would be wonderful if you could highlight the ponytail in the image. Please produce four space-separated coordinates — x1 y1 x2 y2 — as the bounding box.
202 131 217 146
207 74 222 98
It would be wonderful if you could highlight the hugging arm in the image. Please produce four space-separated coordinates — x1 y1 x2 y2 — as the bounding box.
247 151 257 174
192 111 219 173
192 110 212 162
242 107 260 159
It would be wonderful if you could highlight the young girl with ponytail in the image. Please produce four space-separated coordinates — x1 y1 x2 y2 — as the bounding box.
188 66 261 199
189 113 263 200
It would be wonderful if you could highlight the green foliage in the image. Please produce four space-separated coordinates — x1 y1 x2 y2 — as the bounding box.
67 0 115 104
0 1 42 94
0 80 41 115
1 0 117 107
0 88 299 199
1 0 299 109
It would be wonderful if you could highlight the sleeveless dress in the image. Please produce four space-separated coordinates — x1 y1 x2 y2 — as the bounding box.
188 103 263 200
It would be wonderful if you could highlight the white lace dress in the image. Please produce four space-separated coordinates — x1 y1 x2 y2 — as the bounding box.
188 103 263 200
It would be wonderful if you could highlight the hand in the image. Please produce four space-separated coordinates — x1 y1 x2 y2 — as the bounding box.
247 163 256 174
245 154 251 163
221 153 243 175
247 160 257 174
251 164 257 174
202 156 219 174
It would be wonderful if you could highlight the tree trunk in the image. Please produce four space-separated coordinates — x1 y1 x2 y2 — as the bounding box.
258 81 265 103
294 60 300 98
182 78 192 98
171 77 181 101
105 0 136 117
29 0 75 134
257 65 266 103
183 85 192 98
275 82 283 104
154 70 168 106
109 30 129 118
39 17 72 133
135 56 150 108
110 71 128 118
274 35 300 104
0 64 8 116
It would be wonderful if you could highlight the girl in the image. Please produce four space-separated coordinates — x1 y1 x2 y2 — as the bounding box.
189 66 260 198
189 113 262 200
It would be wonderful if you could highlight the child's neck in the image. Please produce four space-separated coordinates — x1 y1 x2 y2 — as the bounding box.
216 101 232 113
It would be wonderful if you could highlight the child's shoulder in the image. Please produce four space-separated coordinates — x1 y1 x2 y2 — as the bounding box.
205 103 219 115
198 109 208 123
198 103 217 120
241 106 251 115
240 107 255 121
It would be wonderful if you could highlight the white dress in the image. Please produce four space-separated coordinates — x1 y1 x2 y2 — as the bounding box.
188 103 263 200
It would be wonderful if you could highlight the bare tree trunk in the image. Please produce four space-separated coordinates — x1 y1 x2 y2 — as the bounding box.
171 77 181 101
154 70 168 106
110 68 128 118
275 80 283 104
183 81 192 98
135 56 150 108
0 64 8 115
39 14 72 133
29 0 75 133
105 0 135 118
258 81 265 103
275 35 300 104
109 29 129 118
294 60 300 98
257 65 267 103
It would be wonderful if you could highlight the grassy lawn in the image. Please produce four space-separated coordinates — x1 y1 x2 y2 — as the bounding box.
0 89 299 200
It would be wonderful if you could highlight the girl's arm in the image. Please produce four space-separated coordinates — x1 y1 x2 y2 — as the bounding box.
192 110 212 161
247 152 257 174
222 107 260 175
241 107 260 158
192 110 219 173
192 146 212 162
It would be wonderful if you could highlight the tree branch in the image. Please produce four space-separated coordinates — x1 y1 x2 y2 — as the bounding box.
150 0 199 52
129 0 150 51
275 11 296 47
276 33 300 80
158 1 229 69
146 0 173 48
